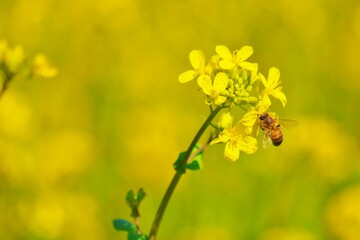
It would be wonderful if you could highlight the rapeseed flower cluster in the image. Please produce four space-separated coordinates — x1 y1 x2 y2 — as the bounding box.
179 45 287 161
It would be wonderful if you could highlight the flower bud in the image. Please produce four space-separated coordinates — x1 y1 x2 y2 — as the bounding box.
246 85 253 92
248 96 258 103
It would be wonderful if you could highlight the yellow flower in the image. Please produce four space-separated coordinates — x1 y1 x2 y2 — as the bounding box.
197 72 229 105
179 50 207 83
326 186 360 240
211 113 258 161
240 110 258 134
5 45 25 72
260 67 287 107
32 54 58 78
215 45 258 72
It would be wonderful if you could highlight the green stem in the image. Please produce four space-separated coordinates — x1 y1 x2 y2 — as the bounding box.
148 106 223 240
0 68 12 97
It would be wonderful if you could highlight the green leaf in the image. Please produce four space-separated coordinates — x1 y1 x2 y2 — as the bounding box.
113 219 136 232
126 190 136 207
186 152 203 171
137 188 146 202
186 160 201 170
173 151 186 173
174 144 204 172
128 231 148 240
186 144 203 171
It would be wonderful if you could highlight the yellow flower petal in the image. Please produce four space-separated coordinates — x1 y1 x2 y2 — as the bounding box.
239 61 258 73
206 54 220 74
189 50 205 70
210 138 222 145
210 131 230 145
197 75 212 95
267 67 280 89
219 112 233 128
241 110 258 134
238 136 258 154
213 73 229 92
233 120 246 134
224 141 240 161
178 70 198 83
216 45 235 70
271 89 287 107
214 96 227 105
257 94 272 113
260 67 286 108
215 45 232 60
235 45 253 62
259 73 268 88
219 60 235 70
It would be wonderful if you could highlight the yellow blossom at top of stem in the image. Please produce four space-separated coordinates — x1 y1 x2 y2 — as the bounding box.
179 50 208 83
211 114 258 161
215 45 258 72
260 67 287 107
197 72 229 105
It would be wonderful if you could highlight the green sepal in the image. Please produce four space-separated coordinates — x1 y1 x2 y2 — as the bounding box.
113 219 136 232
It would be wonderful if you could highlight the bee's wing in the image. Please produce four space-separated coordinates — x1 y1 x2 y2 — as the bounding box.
278 119 299 129
262 131 272 148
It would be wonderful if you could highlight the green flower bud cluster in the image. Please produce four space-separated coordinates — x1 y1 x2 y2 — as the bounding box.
224 68 259 105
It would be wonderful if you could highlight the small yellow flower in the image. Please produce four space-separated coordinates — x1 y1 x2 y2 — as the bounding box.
179 50 207 83
197 72 229 105
260 67 287 107
32 54 58 78
5 45 25 72
215 45 258 72
211 113 258 161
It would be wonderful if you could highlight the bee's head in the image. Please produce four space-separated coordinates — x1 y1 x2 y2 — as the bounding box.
259 112 269 120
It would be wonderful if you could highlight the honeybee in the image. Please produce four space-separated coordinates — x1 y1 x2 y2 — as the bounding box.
258 112 298 148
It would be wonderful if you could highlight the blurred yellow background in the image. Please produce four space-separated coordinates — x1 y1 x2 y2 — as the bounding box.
1 0 360 239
